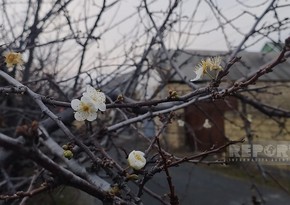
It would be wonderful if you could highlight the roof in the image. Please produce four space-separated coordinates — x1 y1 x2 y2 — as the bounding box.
149 49 290 82
102 72 133 95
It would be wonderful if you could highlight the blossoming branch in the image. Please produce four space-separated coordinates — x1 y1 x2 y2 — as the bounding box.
71 85 106 121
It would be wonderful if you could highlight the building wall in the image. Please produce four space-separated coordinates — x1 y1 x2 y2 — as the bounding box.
160 82 290 150
154 83 189 150
225 82 290 141
225 112 290 141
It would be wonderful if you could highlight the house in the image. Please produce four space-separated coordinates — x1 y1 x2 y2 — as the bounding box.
148 48 290 152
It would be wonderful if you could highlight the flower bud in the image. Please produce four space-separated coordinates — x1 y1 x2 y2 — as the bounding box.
128 150 146 170
63 150 73 160
62 144 69 150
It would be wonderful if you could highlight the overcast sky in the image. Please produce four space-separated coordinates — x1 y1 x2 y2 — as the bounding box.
1 0 289 78
65 0 288 77
88 0 290 53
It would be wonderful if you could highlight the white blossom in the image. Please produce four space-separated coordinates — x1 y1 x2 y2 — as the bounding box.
71 96 97 121
83 85 106 111
209 56 223 71
128 150 146 170
177 119 185 127
203 119 212 129
191 56 223 82
4 51 24 68
247 114 253 122
190 59 206 82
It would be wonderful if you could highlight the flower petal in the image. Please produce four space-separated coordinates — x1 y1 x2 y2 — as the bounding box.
85 85 97 96
97 103 106 111
82 93 94 102
96 92 106 102
86 112 97 121
71 99 81 110
74 112 86 121
81 95 94 104
128 150 146 170
190 67 203 82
